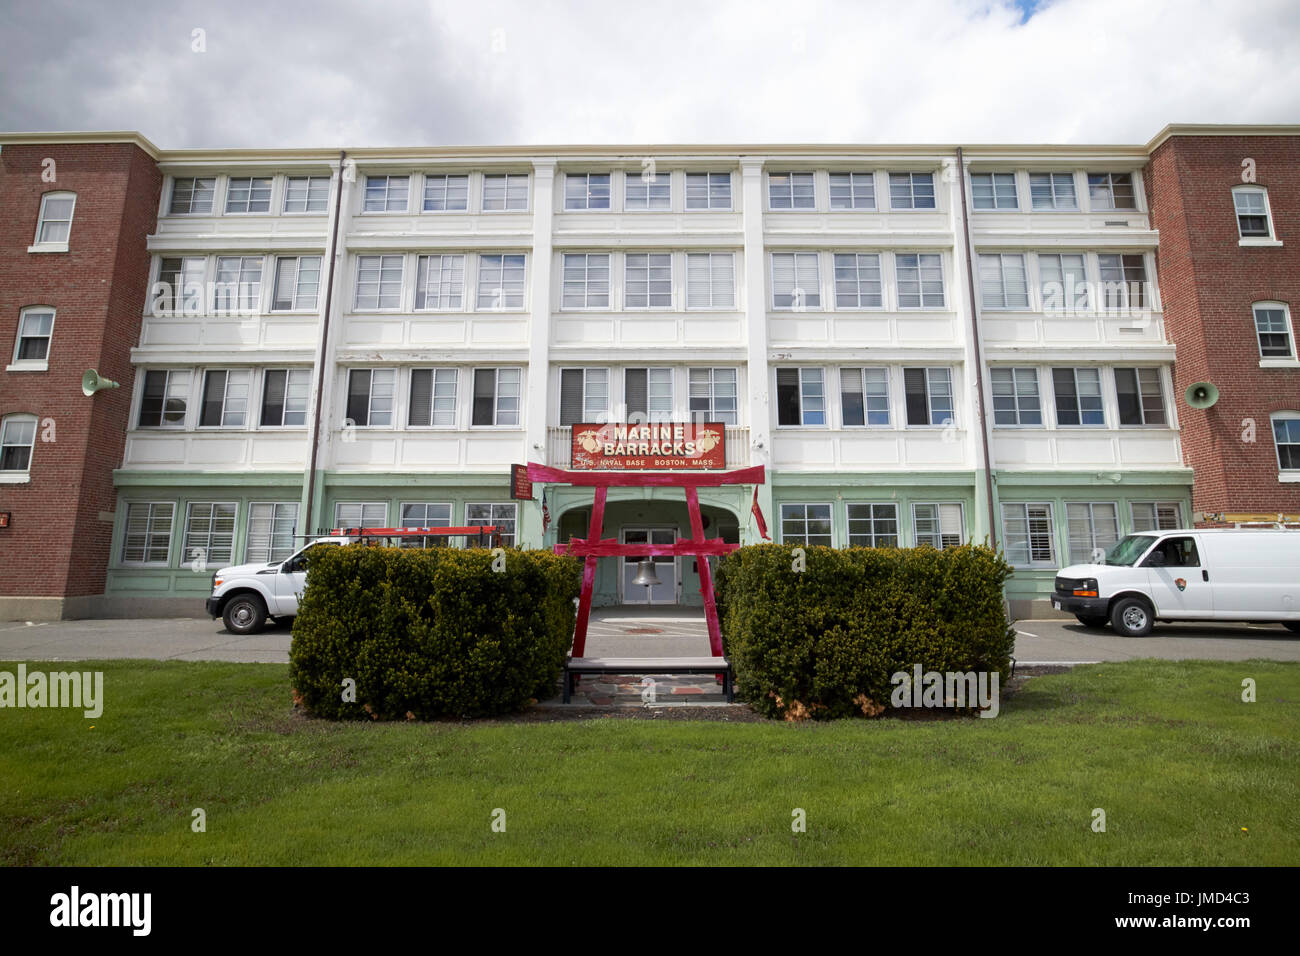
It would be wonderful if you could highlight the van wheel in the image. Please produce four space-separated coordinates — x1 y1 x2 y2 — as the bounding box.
1075 614 1109 629
222 595 267 635
1110 597 1154 637
1284 622 1300 634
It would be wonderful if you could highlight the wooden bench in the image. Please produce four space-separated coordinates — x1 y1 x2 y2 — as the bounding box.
563 657 734 703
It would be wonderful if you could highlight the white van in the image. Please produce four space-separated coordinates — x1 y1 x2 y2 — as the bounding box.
1051 528 1300 637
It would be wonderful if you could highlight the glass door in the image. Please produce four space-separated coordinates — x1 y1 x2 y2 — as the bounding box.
621 528 677 604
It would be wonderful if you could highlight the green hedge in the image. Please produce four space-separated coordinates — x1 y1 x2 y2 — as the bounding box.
714 544 1015 720
289 544 581 720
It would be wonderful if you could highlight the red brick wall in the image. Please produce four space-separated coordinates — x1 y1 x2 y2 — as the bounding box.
1145 134 1300 520
0 143 161 598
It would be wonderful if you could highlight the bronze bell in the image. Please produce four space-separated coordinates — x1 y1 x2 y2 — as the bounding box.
632 558 661 588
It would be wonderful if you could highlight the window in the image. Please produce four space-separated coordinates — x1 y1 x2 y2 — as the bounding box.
12 307 54 364
408 368 458 427
472 368 522 426
1098 254 1147 310
184 502 237 565
1029 173 1077 210
1148 536 1200 567
354 255 404 310
422 174 468 212
415 254 465 310
260 369 311 427
781 503 832 546
895 253 945 308
272 256 321 311
1052 367 1104 426
776 368 825 426
33 192 75 246
564 172 610 210
0 415 36 473
476 254 527 309
991 367 1042 425
213 256 263 314
399 502 453 547
169 178 215 215
363 175 409 212
771 252 820 309
686 253 734 309
482 173 529 211
840 367 890 426
334 502 387 529
559 368 609 425
625 253 672 308
1087 173 1136 210
1273 414 1300 471
283 176 330 213
685 172 731 210
889 172 935 210
971 173 1017 210
1130 501 1182 532
467 503 517 547
1233 187 1272 239
829 172 875 210
847 503 898 547
137 370 191 427
833 253 883 308
625 368 673 422
625 171 671 210
913 503 963 549
1038 253 1089 312
688 368 738 425
1253 303 1295 358
1067 502 1119 564
979 253 1029 309
769 172 815 209
199 369 251 427
1114 367 1167 426
561 253 610 308
246 502 299 563
345 368 396 426
122 502 175 564
1002 502 1055 566
224 177 272 214
154 257 206 316
904 367 953 425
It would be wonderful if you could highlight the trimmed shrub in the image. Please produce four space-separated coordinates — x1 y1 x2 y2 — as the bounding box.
714 543 1015 720
289 544 581 719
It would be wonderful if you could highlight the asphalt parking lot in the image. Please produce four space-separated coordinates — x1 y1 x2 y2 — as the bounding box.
0 612 1297 664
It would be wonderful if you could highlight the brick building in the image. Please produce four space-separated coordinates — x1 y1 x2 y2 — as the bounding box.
0 133 162 618
1145 127 1300 526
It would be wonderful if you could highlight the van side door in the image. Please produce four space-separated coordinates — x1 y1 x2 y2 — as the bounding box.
1143 534 1214 618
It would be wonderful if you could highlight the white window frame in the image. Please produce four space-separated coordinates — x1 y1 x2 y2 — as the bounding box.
466 502 517 547
846 502 899 548
912 502 964 549
271 256 322 312
558 367 610 426
1029 172 1078 211
768 171 815 210
10 306 54 370
1129 501 1182 533
888 172 936 210
895 253 946 309
839 367 890 427
0 414 37 479
624 171 671 211
422 173 469 212
481 173 530 212
1232 185 1277 243
685 252 735 310
624 367 674 422
259 368 312 428
183 501 238 567
397 502 454 547
415 254 466 311
829 172 876 210
168 178 216 216
198 369 252 428
334 502 388 530
779 503 833 546
1086 172 1137 211
362 175 410 213
1002 502 1056 568
282 176 331 214
624 252 673 309
970 172 1018 210
31 191 76 251
1114 367 1167 427
137 369 192 429
1038 252 1090 313
246 502 300 563
354 254 405 311
561 253 611 310
688 367 739 425
1051 367 1105 427
1253 302 1296 362
832 253 883 309
685 172 732 211
344 368 397 428
775 367 827 427
1097 253 1149 311
770 252 821 310
1273 412 1300 475
224 176 273 215
212 255 264 315
121 501 176 566
471 367 523 427
1066 501 1120 565
990 367 1043 427
476 253 527 310
903 366 954 426
564 172 611 211
978 253 1030 310
407 368 459 428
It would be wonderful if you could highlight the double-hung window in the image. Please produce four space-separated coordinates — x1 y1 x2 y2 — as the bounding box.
0 415 36 473
559 368 609 425
246 502 299 562
1233 187 1273 239
260 369 311 427
889 172 935 209
199 369 251 427
833 253 882 308
990 367 1042 425
913 503 963 549
840 367 890 426
847 503 898 547
345 369 396 427
904 367 953 425
1130 501 1182 532
1029 173 1077 210
138 370 191 427
565 173 610 210
472 368 522 426
415 254 465 310
979 253 1029 309
122 502 175 565
283 176 330 213
1066 502 1120 564
335 502 387 529
225 177 271 213
467 503 517 547
1002 502 1056 567
895 253 945 308
213 256 263 314
363 175 409 212
1114 367 1167 426
169 178 215 215
769 172 815 209
771 252 820 309
1272 415 1300 471
685 172 731 210
781 504 832 546
399 502 453 547
155 257 206 316
184 502 237 565
1087 172 1136 210
476 254 526 309
624 253 672 308
971 173 1018 210
625 172 671 210
829 172 875 210
1052 368 1104 426
1253 303 1295 358
12 307 54 364
408 369 458 427
1098 254 1147 310
33 192 76 246
561 253 610 308
272 256 321 311
625 368 673 422
776 368 825 426
688 368 738 425
686 253 735 308
1038 253 1089 312
482 173 529 211
355 255 404 310
422 174 468 211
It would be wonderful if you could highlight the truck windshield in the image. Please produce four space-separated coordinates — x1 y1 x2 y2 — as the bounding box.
1103 534 1157 567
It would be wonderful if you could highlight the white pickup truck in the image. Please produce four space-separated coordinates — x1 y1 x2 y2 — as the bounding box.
205 536 350 634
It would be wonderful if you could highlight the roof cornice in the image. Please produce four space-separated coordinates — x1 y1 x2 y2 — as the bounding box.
1145 123 1300 152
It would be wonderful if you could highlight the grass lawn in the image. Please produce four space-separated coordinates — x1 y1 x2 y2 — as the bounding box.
1 659 1297 866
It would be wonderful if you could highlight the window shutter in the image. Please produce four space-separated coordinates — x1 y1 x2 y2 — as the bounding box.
409 369 433 426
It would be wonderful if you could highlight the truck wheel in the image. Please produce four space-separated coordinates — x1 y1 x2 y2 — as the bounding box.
1110 597 1154 637
1075 614 1109 629
222 594 267 635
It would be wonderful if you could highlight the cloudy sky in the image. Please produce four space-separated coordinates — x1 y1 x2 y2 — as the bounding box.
1 0 1297 149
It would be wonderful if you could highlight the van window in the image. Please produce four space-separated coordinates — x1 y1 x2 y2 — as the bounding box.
1146 536 1199 568
1103 534 1157 566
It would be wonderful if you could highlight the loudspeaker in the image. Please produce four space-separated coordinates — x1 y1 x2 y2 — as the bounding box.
1184 381 1219 409
81 369 121 396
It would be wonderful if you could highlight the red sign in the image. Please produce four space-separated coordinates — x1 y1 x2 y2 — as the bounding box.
570 422 726 470
510 463 534 500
